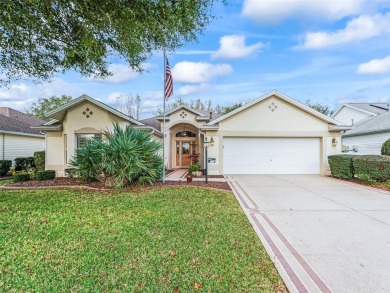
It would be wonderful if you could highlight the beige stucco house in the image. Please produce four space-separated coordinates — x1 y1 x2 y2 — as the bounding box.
34 91 348 177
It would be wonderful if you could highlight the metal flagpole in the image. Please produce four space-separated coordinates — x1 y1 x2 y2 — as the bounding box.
162 50 167 183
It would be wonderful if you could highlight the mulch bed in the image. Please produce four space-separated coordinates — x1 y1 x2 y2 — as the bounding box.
330 176 390 192
4 177 231 191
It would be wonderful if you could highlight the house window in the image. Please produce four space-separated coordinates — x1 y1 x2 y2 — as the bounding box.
175 131 196 137
76 134 102 149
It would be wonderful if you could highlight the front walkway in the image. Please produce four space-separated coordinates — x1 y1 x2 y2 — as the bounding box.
166 169 226 182
226 175 390 293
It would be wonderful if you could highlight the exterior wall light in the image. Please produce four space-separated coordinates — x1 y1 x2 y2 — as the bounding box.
210 137 215 146
332 137 338 147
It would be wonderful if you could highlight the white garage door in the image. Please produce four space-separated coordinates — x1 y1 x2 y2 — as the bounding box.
223 137 320 174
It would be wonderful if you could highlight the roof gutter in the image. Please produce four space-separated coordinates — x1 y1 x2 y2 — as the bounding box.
134 125 163 137
0 130 45 138
343 128 390 138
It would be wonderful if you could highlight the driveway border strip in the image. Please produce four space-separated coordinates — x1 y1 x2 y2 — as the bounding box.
226 176 308 293
249 213 309 293
260 213 332 293
229 176 332 293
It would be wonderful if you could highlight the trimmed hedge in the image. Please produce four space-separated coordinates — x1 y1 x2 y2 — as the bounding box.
0 160 12 176
37 170 56 181
34 151 45 171
328 155 355 179
353 155 390 182
14 157 35 171
13 172 30 182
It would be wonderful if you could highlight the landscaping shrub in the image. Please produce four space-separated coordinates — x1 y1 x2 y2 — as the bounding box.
353 155 390 182
70 123 163 188
34 151 45 170
328 154 355 179
13 172 30 182
37 170 56 181
0 160 12 176
14 157 35 171
27 168 37 180
188 164 200 174
65 168 76 178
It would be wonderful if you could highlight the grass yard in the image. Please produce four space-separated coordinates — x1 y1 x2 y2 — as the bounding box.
0 179 12 186
0 187 286 292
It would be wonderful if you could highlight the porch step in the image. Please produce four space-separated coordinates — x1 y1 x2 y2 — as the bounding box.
165 169 188 180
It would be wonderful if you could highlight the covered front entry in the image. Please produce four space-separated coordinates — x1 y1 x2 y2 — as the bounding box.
223 137 320 174
175 141 194 167
170 123 202 169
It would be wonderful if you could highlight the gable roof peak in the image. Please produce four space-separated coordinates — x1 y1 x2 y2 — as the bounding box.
44 94 144 125
207 90 343 126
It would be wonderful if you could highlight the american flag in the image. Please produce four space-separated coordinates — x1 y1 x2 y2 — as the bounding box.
164 58 173 100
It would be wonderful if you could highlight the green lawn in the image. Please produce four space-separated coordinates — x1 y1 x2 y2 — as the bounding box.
0 187 286 292
0 179 12 186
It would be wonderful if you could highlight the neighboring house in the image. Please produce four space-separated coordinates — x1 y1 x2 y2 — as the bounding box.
340 112 390 155
0 107 46 166
333 103 390 155
34 91 348 176
332 103 388 126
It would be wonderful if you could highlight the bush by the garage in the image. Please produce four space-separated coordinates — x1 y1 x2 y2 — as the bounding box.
13 172 30 182
353 155 390 182
33 151 45 171
328 155 355 179
36 170 56 181
0 160 12 176
14 157 35 171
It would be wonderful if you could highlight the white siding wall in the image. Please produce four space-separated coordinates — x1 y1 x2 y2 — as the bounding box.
0 134 45 166
342 132 390 155
333 107 372 126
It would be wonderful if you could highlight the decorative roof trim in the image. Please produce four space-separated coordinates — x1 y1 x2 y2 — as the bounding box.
207 90 343 126
45 94 143 126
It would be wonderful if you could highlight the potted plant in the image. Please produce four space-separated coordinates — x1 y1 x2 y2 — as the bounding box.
189 163 201 177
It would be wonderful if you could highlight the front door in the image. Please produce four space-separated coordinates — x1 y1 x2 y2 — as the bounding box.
175 141 193 167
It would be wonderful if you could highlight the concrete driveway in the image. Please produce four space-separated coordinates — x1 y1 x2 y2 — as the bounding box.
226 175 390 293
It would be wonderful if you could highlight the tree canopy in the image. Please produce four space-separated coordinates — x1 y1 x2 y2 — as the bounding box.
0 0 223 85
305 99 334 117
154 97 242 116
27 95 72 119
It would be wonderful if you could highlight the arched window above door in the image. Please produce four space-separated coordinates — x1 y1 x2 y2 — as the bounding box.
176 131 196 137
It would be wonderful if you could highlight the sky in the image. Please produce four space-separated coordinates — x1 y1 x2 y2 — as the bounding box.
2 0 390 119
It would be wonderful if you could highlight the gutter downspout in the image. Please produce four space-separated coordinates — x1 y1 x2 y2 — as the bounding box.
2 133 4 160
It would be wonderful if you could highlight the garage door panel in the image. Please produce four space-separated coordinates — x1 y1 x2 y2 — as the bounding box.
223 137 320 174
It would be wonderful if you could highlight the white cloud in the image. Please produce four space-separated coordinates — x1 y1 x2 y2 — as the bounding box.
175 50 216 55
176 84 212 96
0 78 82 111
212 35 264 59
242 0 383 24
357 55 390 74
107 92 124 103
301 13 390 49
172 61 233 83
89 63 151 83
